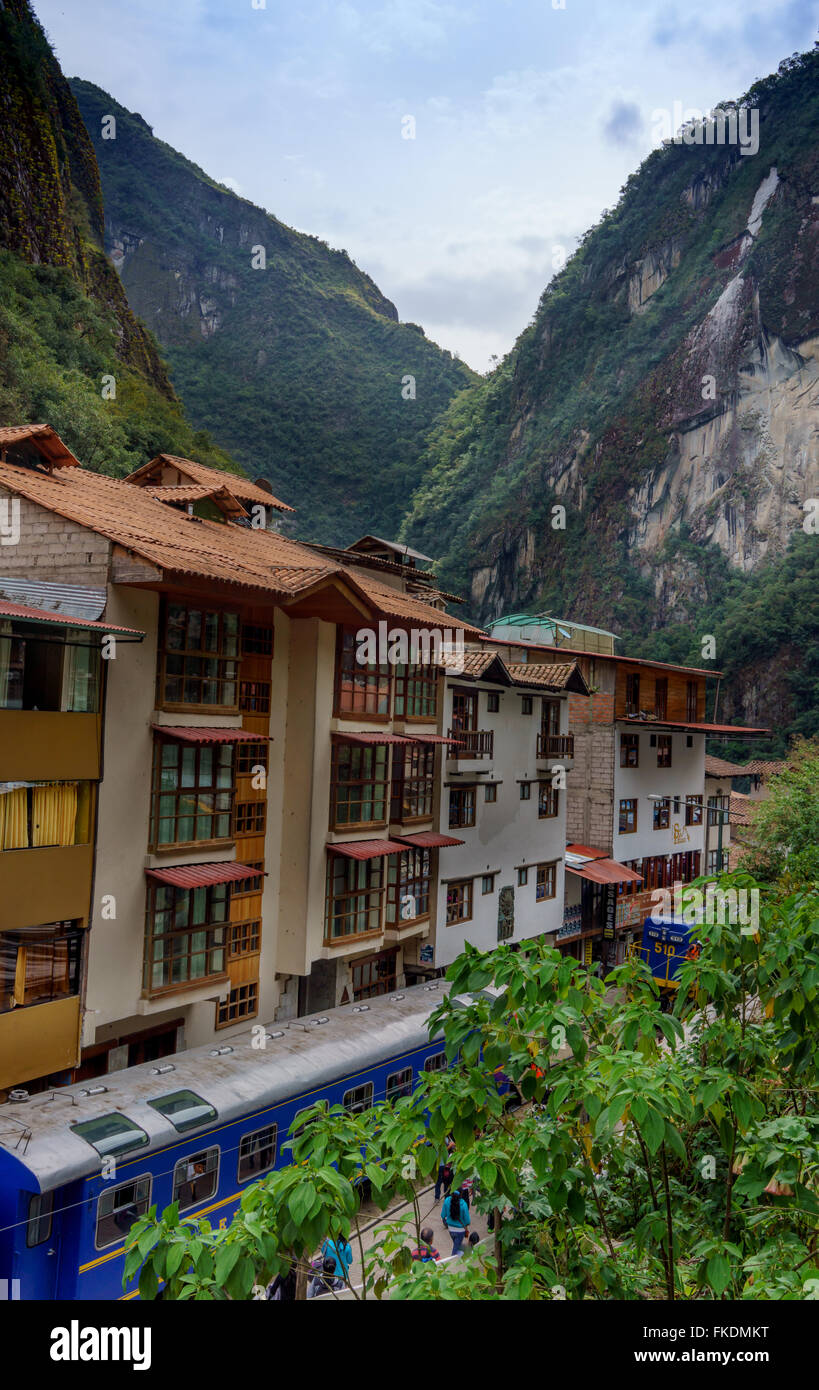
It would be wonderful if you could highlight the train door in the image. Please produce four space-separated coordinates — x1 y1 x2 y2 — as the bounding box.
13 1188 61 1300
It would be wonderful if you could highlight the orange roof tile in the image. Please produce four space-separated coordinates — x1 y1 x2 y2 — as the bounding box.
0 424 80 468
127 454 294 511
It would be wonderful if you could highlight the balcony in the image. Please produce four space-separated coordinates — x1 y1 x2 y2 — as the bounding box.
536 732 574 764
0 996 81 1090
447 728 494 760
0 843 94 931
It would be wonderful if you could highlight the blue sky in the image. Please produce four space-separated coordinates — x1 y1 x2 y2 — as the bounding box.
34 0 817 370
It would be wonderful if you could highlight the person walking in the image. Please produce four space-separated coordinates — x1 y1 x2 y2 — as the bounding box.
441 1186 471 1256
321 1233 353 1289
410 1228 440 1263
307 1257 338 1299
434 1136 456 1201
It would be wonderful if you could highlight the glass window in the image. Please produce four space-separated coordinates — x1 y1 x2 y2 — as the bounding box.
538 782 559 818
217 981 259 1025
342 1082 373 1114
657 735 672 769
521 696 533 715
150 737 234 848
536 863 556 902
331 742 389 827
0 922 83 1013
144 883 229 994
517 867 528 886
487 692 500 713
238 1124 278 1182
159 602 239 709
619 798 637 834
95 1176 152 1249
172 1148 220 1211
147 1090 218 1133
386 848 430 926
685 795 703 827
653 799 670 830
394 663 438 719
70 1114 149 1158
234 801 266 835
26 1191 54 1248
446 880 472 924
351 950 397 1000
620 733 639 768
390 744 435 821
625 673 640 715
236 741 268 776
484 784 497 803
335 628 390 716
519 782 531 801
241 624 273 656
0 623 101 712
481 874 495 894
325 854 384 940
424 1053 446 1073
449 786 476 828
386 1067 413 1101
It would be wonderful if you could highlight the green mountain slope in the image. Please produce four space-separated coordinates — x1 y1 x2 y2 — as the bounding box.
0 0 236 475
70 79 475 543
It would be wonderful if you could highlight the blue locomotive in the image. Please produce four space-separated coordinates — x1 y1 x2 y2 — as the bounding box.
0 982 458 1301
637 915 703 991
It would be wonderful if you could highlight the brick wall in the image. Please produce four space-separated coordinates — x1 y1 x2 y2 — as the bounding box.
0 490 111 586
566 723 615 850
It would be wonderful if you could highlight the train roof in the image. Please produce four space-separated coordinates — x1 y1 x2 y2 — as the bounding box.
0 982 457 1193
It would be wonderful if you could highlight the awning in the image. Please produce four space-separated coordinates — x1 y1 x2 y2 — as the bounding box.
0 599 144 638
566 842 608 861
145 862 263 889
566 858 643 886
392 831 466 849
153 725 271 744
332 732 418 746
406 733 458 745
328 838 408 860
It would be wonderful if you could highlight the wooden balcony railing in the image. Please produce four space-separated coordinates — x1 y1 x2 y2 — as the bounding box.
447 728 494 758
536 733 574 759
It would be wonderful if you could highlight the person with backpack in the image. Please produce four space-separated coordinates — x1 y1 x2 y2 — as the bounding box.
410 1228 440 1263
307 1257 339 1299
266 1260 297 1301
441 1186 471 1256
434 1135 456 1201
321 1234 353 1289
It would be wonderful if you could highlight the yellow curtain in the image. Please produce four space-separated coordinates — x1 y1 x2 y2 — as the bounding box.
32 782 78 847
0 788 29 850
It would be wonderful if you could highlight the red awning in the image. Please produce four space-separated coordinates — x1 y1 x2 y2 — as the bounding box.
145 862 263 889
406 733 458 745
566 858 643 886
0 599 144 638
392 831 466 849
328 838 408 860
566 842 608 860
153 725 271 744
331 732 417 746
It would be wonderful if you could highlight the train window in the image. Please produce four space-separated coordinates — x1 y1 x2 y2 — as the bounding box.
172 1148 220 1212
71 1114 149 1157
95 1176 152 1250
148 1089 217 1133
385 1068 413 1101
424 1053 446 1073
342 1082 374 1114
238 1124 278 1182
26 1191 53 1247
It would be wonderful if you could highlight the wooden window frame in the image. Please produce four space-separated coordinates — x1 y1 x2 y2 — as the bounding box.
685 795 703 827
143 882 229 996
541 698 560 734
231 861 264 898
449 785 476 829
657 734 672 769
324 855 384 943
538 781 559 819
394 662 438 720
228 919 261 959
536 862 557 902
446 879 473 925
654 678 668 721
620 733 639 768
0 921 83 1014
334 627 391 719
239 680 271 714
484 783 498 803
236 741 268 776
487 691 500 713
517 867 528 886
390 743 435 823
618 798 638 834
481 874 495 895
625 673 640 715
241 623 273 657
217 981 259 1026
653 799 670 830
351 948 398 1001
386 847 430 927
234 801 266 836
686 681 699 723
519 782 531 801
149 736 234 851
521 695 533 715
331 741 390 829
158 599 240 711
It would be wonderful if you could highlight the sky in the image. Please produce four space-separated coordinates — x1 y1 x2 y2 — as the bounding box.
33 0 818 372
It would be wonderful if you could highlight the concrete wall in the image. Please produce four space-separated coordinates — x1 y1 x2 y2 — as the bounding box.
0 490 110 586
612 727 706 864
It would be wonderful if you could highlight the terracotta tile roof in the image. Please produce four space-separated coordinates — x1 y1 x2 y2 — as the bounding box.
146 483 216 501
705 755 749 777
459 651 499 678
0 457 480 632
0 424 80 468
507 661 590 694
729 792 753 827
127 454 294 512
744 759 787 777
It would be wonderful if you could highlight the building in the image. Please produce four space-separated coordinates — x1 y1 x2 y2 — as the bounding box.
0 424 480 1091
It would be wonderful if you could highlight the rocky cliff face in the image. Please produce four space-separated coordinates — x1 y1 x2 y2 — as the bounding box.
403 50 819 649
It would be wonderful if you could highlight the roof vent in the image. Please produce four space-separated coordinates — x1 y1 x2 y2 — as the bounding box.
266 1030 285 1041
352 1005 370 1013
8 1089 29 1103
78 1085 108 1097
316 1016 329 1024
424 983 440 991
209 1045 233 1056
150 1063 176 1075
390 994 405 1002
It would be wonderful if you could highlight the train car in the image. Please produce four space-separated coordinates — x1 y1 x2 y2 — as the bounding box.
632 915 703 996
0 981 460 1302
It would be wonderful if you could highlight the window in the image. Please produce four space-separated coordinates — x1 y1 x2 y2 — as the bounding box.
241 624 273 657
172 1147 220 1211
234 801 266 835
653 799 670 830
228 919 260 958
706 848 730 874
685 795 703 827
342 1082 373 1114
239 681 270 714
538 782 559 818
424 1052 446 1073
390 744 435 821
26 1192 53 1248
0 922 83 1014
386 1067 413 1101
335 628 390 716
148 1090 218 1132
331 742 389 828
217 982 259 1026
351 948 397 1000
95 1177 152 1250
237 741 268 776
394 662 437 719
519 782 531 801
521 696 533 715
517 867 528 887
625 673 640 715
70 1113 149 1158
451 688 478 734
708 793 729 826
238 1124 277 1182
541 698 560 735
619 798 637 834
159 603 239 708
386 848 430 926
484 783 497 803
325 855 383 940
446 880 472 924
0 781 93 853
487 691 500 713
536 863 556 902
686 681 699 722
449 786 476 828
657 735 672 769
144 882 229 993
481 874 495 895
150 738 234 848
0 620 101 712
654 678 668 721
232 862 264 897
625 850 702 894
620 733 639 768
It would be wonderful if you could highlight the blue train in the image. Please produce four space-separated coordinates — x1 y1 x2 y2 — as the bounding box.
0 981 461 1301
637 915 703 991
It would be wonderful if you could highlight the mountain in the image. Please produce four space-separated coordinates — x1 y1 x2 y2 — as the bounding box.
0 0 237 476
400 46 819 748
70 80 475 544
